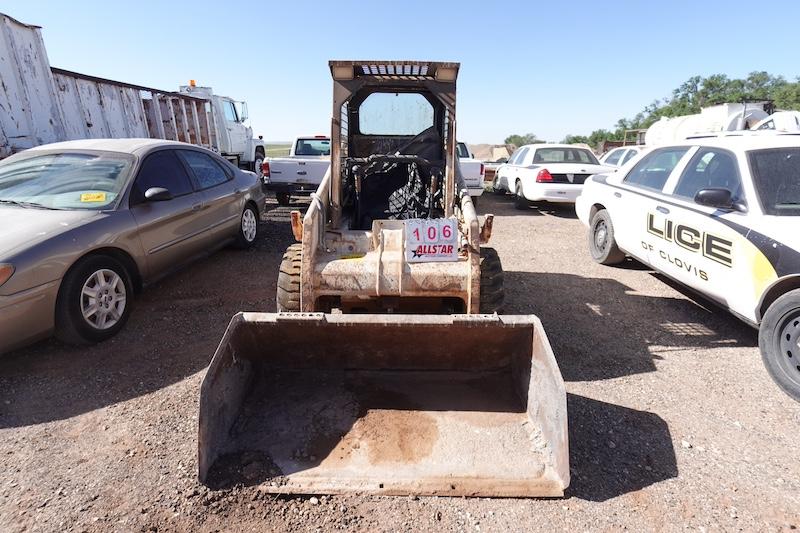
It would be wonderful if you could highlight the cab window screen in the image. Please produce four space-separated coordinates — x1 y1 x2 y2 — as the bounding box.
624 147 689 191
359 93 434 135
295 139 331 156
749 148 800 216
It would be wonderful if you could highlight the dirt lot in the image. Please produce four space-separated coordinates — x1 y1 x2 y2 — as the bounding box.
1 193 799 532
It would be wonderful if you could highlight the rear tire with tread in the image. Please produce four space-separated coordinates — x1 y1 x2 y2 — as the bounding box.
514 181 528 210
588 208 625 265
277 243 302 311
759 289 800 402
276 193 291 206
479 247 504 314
491 175 506 194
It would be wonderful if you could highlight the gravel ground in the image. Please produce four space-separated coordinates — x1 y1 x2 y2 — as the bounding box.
1 193 799 532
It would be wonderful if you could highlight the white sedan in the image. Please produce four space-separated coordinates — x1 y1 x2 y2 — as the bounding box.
492 144 612 208
598 145 649 168
576 133 800 401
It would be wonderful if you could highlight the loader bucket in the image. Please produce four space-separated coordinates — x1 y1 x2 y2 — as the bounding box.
198 313 569 497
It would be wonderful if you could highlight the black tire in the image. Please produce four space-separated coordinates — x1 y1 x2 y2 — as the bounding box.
588 209 626 265
253 149 265 174
55 255 134 345
514 181 528 210
277 244 302 312
492 176 505 194
276 193 291 206
759 289 800 402
234 203 259 249
479 247 504 314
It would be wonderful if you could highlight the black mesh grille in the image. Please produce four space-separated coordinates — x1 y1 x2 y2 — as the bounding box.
549 173 590 184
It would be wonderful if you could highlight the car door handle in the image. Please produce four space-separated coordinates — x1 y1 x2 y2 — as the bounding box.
656 206 670 214
614 192 622 198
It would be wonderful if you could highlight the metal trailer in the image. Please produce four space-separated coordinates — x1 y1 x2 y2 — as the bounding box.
0 12 263 168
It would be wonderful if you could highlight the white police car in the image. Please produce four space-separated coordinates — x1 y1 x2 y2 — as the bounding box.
576 133 800 401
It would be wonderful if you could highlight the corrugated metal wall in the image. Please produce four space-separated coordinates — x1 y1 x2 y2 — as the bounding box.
0 13 66 157
0 12 216 158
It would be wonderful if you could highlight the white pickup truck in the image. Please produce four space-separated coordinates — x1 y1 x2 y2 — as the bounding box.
261 136 331 205
457 142 485 202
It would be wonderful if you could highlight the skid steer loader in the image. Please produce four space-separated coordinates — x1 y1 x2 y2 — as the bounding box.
198 61 569 497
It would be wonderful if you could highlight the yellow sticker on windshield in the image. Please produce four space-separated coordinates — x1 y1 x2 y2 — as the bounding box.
80 192 106 202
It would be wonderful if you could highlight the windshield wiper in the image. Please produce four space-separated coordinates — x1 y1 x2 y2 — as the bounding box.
0 199 59 210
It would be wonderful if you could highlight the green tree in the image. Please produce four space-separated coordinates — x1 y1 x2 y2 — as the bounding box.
504 133 540 147
570 71 800 143
562 134 589 144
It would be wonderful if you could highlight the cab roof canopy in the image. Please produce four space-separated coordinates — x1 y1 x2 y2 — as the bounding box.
329 60 459 82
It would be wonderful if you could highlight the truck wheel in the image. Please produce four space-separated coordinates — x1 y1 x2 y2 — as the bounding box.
55 255 134 345
276 193 291 206
588 209 625 265
479 247 504 314
514 181 528 210
234 203 259 249
759 289 800 402
253 149 265 174
277 243 302 312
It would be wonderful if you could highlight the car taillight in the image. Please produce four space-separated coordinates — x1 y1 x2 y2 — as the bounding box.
536 169 553 183
261 161 270 177
479 163 485 177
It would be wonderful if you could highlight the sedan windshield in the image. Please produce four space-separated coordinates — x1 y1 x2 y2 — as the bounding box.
533 148 599 165
0 151 133 210
748 148 800 216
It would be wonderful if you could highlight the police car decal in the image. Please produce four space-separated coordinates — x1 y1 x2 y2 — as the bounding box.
576 135 800 401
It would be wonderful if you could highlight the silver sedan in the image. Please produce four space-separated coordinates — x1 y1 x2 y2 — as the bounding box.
0 138 266 353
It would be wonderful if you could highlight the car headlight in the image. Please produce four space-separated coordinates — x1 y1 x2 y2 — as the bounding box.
0 264 14 287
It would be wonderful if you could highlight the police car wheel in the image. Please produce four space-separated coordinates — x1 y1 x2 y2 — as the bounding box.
759 289 800 402
514 181 528 210
589 209 626 265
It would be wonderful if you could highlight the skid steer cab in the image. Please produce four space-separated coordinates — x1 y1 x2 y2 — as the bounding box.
199 61 569 498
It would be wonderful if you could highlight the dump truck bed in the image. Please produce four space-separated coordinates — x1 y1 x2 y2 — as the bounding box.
199 313 569 497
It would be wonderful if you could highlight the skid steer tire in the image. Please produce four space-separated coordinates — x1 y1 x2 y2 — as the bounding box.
277 243 302 312
479 247 505 314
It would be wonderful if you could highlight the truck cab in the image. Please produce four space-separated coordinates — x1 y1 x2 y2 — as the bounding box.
179 84 265 172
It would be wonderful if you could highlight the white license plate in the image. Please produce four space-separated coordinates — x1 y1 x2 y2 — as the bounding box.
405 219 458 263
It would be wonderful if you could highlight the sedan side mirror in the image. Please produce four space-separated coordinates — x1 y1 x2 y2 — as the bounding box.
144 187 173 201
694 188 745 212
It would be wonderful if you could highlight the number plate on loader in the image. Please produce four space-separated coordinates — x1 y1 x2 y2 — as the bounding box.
405 219 459 263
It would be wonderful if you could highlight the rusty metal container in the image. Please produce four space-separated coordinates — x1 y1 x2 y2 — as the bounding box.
198 313 569 497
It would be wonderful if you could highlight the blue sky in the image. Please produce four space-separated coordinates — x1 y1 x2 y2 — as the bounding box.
4 0 799 144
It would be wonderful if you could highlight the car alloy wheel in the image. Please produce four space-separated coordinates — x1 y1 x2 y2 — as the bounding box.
241 208 258 242
81 268 127 330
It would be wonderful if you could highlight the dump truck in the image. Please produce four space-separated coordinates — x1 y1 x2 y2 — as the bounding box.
198 61 569 498
0 12 265 171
